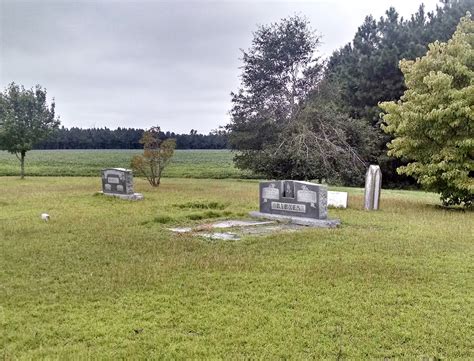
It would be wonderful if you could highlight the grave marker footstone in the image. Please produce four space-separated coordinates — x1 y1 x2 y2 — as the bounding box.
364 165 382 210
100 168 143 200
327 191 348 208
250 180 340 227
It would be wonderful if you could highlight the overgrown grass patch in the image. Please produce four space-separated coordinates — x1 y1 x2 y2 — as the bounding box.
175 200 228 210
152 215 176 224
0 177 472 359
186 210 226 220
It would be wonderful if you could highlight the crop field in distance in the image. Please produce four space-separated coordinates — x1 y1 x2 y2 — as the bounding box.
0 149 254 178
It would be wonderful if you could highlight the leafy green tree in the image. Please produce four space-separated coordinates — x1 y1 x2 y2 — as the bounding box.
227 15 323 175
380 14 473 207
130 127 176 187
429 0 474 41
251 102 373 184
0 83 60 178
325 0 474 187
257 75 376 184
228 15 372 182
324 8 425 187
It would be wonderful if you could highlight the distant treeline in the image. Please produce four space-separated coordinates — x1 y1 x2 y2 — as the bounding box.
34 127 229 150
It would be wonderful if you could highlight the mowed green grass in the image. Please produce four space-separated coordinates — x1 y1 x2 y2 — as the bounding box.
0 177 473 359
0 149 253 178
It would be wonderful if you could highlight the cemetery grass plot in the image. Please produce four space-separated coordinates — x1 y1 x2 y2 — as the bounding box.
0 177 473 359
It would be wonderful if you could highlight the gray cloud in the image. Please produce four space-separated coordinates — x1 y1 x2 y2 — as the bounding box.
0 0 439 133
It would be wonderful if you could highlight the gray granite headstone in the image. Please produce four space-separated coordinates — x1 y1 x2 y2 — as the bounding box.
364 165 382 210
250 180 340 228
100 168 143 200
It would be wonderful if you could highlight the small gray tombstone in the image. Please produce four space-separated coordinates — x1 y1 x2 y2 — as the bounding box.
100 168 143 200
250 180 340 227
364 165 382 210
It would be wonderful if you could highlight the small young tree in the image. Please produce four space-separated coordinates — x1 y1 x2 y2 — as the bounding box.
131 127 176 187
380 14 473 207
0 83 60 179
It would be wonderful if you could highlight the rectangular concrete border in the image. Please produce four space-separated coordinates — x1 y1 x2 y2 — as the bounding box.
249 211 340 228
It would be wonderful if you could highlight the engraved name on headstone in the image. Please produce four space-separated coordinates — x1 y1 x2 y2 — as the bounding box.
364 165 382 210
258 180 328 220
271 202 306 213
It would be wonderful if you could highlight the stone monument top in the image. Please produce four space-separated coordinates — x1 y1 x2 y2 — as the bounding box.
100 168 143 200
250 180 340 227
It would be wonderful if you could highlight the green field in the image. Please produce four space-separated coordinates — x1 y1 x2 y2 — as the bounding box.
1 177 473 359
0 149 253 178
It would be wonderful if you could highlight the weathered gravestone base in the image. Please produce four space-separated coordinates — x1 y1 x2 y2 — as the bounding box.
249 180 340 228
249 211 340 228
100 192 144 201
100 168 144 201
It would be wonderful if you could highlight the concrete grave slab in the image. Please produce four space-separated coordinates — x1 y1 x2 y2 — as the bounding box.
167 217 337 240
210 220 275 228
249 211 341 228
200 232 241 241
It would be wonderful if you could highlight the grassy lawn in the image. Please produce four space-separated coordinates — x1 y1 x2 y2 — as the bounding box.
0 177 473 359
0 149 252 178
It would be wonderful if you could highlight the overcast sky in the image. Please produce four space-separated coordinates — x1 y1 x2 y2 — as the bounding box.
1 0 440 133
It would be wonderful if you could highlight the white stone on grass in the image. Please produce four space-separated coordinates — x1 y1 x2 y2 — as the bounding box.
327 191 348 208
200 232 240 241
168 227 193 233
210 220 275 228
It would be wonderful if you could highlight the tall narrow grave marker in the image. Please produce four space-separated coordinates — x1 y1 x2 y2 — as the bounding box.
364 165 382 210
